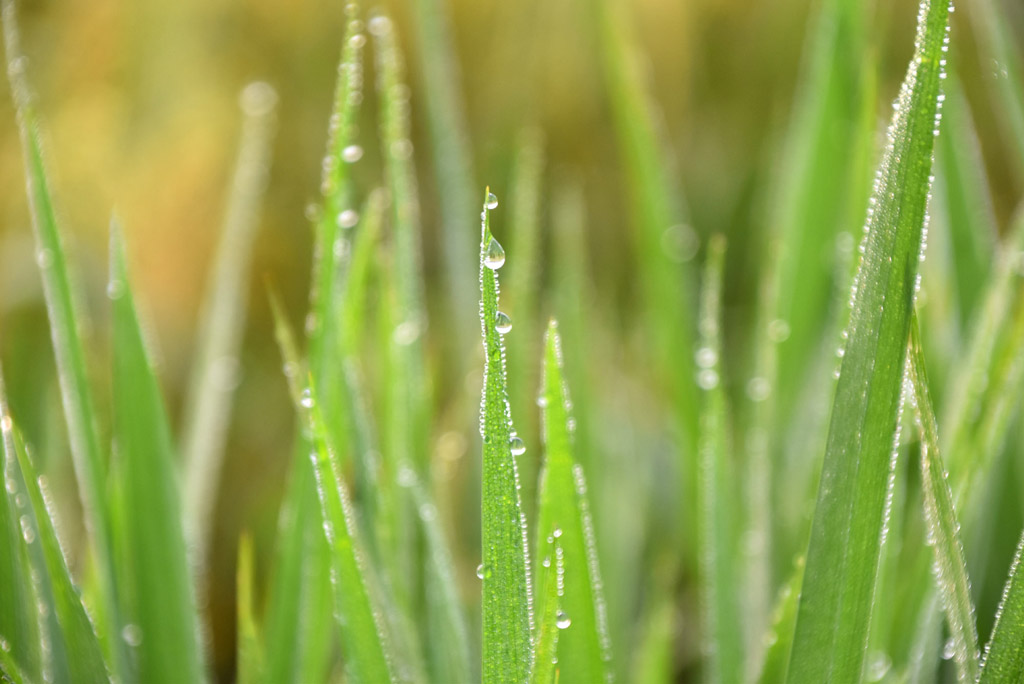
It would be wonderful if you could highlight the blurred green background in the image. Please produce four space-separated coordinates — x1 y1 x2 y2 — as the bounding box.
0 0 1021 680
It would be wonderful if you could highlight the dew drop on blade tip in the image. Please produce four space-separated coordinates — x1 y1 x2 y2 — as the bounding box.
486 192 499 210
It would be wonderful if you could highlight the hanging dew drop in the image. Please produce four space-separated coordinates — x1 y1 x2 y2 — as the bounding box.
486 192 499 209
476 564 484 579
556 611 572 629
484 238 506 269
510 436 526 456
495 311 512 334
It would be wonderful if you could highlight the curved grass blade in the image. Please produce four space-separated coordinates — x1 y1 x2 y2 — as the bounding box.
0 368 39 680
907 314 980 682
530 535 562 684
181 82 278 560
109 221 205 684
1 403 108 683
480 187 534 683
696 235 741 683
0 2 122 672
236 534 265 684
536 320 612 684
979 530 1024 682
786 0 952 680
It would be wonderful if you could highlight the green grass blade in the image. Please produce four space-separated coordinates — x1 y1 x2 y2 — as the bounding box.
530 535 562 684
2 404 109 682
757 557 804 684
536 320 612 684
480 187 534 683
907 314 980 683
696 235 742 683
0 645 27 684
786 0 951 679
236 533 265 684
0 369 39 680
181 82 278 560
979 530 1024 682
109 221 205 684
0 3 122 671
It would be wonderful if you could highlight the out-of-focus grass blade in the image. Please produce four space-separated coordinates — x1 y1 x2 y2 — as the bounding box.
0 645 27 684
109 222 205 684
786 0 951 680
0 369 38 681
263 291 334 684
406 0 478 345
181 82 278 560
530 535 562 684
480 187 534 682
971 0 1024 184
907 314 980 683
696 235 741 683
236 534 265 684
1 397 108 682
0 2 122 671
757 557 804 684
979 531 1024 682
536 320 612 683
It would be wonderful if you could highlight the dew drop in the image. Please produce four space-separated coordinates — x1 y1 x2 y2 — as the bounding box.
484 238 506 270
337 209 359 229
510 436 526 456
695 346 717 369
121 623 143 647
476 563 484 579
239 81 278 117
486 192 499 210
495 311 512 334
536 394 548 408
541 556 551 568
342 144 363 163
941 637 955 660
0 415 12 432
304 203 322 222
106 279 125 300
556 611 572 629
768 319 790 343
0 638 7 652
367 15 392 36
866 652 891 682
35 248 53 269
552 527 563 539
348 33 366 49
697 369 719 390
746 377 770 402
19 514 35 544
300 388 314 409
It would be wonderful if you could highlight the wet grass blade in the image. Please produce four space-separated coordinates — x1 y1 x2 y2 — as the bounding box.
696 235 742 683
181 82 277 559
0 369 39 681
480 187 534 683
0 2 122 670
757 558 804 684
109 222 205 684
979 530 1024 682
786 0 951 679
907 314 980 683
0 386 109 683
236 534 265 684
536 320 612 684
530 534 562 684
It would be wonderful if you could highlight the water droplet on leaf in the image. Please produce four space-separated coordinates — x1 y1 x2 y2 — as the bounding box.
484 238 506 269
495 311 512 334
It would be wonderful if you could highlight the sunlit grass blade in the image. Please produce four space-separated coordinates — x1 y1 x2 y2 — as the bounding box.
406 0 478 345
0 2 122 670
757 557 804 684
978 530 1024 682
236 534 265 684
530 534 562 684
108 221 205 684
0 369 38 681
786 0 951 679
181 82 278 560
0 645 27 684
480 187 534 683
907 314 980 683
535 320 612 683
0 391 108 683
695 235 741 683
263 290 334 684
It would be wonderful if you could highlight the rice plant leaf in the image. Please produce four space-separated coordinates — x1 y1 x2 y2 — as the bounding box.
696 235 742 683
786 0 951 679
0 645 27 684
0 369 38 681
536 320 612 684
236 534 265 684
109 222 205 684
979 526 1024 682
757 557 804 684
0 3 122 671
530 535 562 684
907 314 980 683
2 402 109 683
480 187 534 683
181 82 277 559
263 290 334 684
